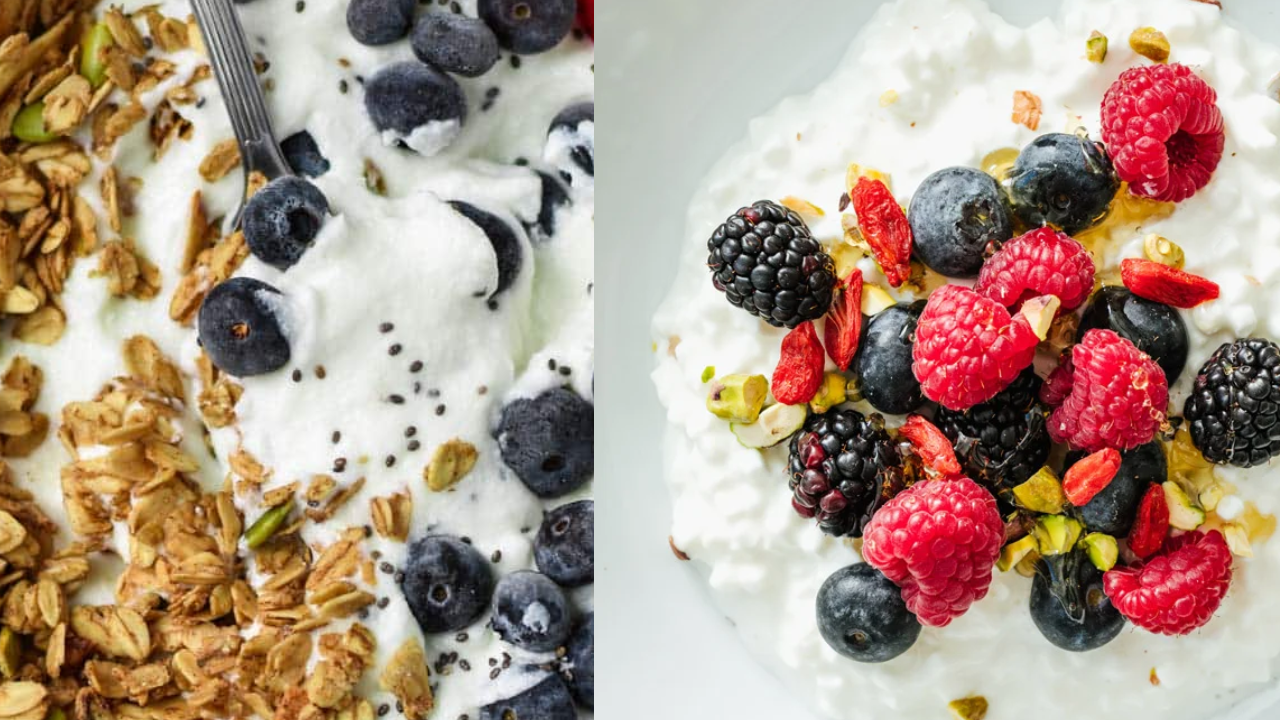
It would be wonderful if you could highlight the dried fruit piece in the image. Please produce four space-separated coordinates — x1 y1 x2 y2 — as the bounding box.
1129 27 1170 63
823 270 863 370
706 374 768 423
1128 483 1170 559
1087 31 1108 63
1062 448 1121 506
1162 480 1205 531
1120 258 1219 308
245 498 294 549
899 414 961 477
1143 234 1185 269
771 321 825 405
809 373 847 414
1081 532 1119 571
1013 467 1067 514
851 177 912 287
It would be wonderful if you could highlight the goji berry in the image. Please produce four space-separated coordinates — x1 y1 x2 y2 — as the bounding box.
1063 447 1121 506
771 321 825 405
1120 258 1220 308
823 270 863 371
1128 483 1170 560
899 414 962 477
851 177 913 287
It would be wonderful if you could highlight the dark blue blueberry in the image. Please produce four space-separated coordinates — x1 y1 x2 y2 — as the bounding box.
491 570 572 652
1079 286 1188 383
534 500 593 587
816 563 920 663
907 166 1013 277
480 676 575 720
1008 132 1120 235
364 62 467 155
563 614 593 708
479 0 575 54
449 201 523 297
1030 551 1125 652
854 301 925 415
496 388 593 498
281 130 330 178
1068 441 1166 536
546 102 593 186
242 176 329 271
411 13 500 77
402 535 495 634
197 278 291 377
529 171 570 243
346 0 415 45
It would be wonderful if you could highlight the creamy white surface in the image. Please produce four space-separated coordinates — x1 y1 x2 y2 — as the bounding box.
652 1 1280 718
0 0 593 716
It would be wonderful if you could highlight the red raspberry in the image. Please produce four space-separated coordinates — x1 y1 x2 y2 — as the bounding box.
1104 530 1233 636
1100 64 1225 202
1043 329 1168 451
862 477 1004 627
577 0 593 39
912 284 1039 411
975 227 1096 312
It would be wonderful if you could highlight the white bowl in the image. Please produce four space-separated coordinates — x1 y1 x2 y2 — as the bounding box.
596 1 1280 719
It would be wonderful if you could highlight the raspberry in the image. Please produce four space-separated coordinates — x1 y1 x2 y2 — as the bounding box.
1100 64 1225 202
1103 530 1233 635
1044 329 1169 451
911 285 1040 411
862 477 1004 627
975 227 1096 312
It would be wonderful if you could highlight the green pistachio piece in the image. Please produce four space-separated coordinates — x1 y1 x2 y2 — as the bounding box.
1033 515 1084 556
1086 30 1108 63
80 22 115 88
1080 532 1119 572
1012 467 1066 515
730 403 806 449
701 365 715 383
12 104 56 144
809 373 847 414
1163 480 1205 531
706 374 768 423
948 696 989 720
997 534 1039 572
0 627 18 679
244 498 295 549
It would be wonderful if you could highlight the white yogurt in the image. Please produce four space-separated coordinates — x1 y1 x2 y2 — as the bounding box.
652 1 1280 718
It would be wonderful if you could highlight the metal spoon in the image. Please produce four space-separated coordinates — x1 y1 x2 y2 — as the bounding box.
190 0 292 230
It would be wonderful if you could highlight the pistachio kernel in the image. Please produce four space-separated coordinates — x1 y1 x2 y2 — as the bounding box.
1130 27 1171 63
1143 233 1185 269
1086 30 1108 63
12 104 56 144
244 498 295 549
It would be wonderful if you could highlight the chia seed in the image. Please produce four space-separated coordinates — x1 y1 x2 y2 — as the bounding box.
490 550 502 563
291 369 302 382
435 404 446 416
410 360 424 373
389 343 403 356
331 431 341 444
407 440 421 452
388 394 405 405
385 455 396 468
405 426 417 438
333 458 348 473
379 322 394 333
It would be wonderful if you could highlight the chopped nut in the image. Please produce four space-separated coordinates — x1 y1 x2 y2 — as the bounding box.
779 196 824 218
1012 90 1043 130
424 438 478 492
1143 233 1185 269
1086 31 1108 63
1130 27 1171 63
949 696 989 720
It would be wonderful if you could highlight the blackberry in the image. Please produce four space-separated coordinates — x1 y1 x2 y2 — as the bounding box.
708 200 836 329
934 370 1050 496
787 409 904 537
1184 338 1280 467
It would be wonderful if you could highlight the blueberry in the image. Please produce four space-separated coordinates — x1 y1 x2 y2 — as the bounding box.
491 570 572 652
480 676 576 720
854 301 925 415
528 171 570 243
816 563 920 663
545 102 593 188
907 166 1013 277
411 13 500 77
479 0 575 54
562 614 593 708
281 130 330 178
346 0 414 45
534 500 593 587
401 535 495 634
1030 551 1125 652
1008 132 1120 235
496 388 593 498
197 278 291 377
364 62 467 156
449 201 523 297
241 176 329 271
1067 441 1166 536
1079 286 1188 383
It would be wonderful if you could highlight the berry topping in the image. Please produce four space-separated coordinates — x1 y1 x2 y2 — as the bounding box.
975 227 1096 312
364 62 467 156
850 177 912 287
1100 63 1225 202
855 301 926 415
479 0 576 55
449 200 524 298
1062 448 1121 507
1184 338 1280 467
898 414 961 478
411 13 501 78
1120 258 1220 308
907 167 1013 278
815 563 921 663
545 102 594 189
577 0 593 38
1126 483 1170 560
534 500 594 588
935 370 1050 497
480 676 576 720
1080 286 1189 383
242 176 329 271
1030 550 1125 652
197 278 291 377
787 408 904 537
1069 441 1166 536
563 615 593 708
491 570 572 652
772 321 825 406
496 388 594 498
281 130 330 178
706 200 836 329
912 284 1040 411
402 534 495 634
862 477 1005 627
823 270 863 371
1044 329 1168 452
1006 132 1121 234
1104 530 1233 635
345 0 414 45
